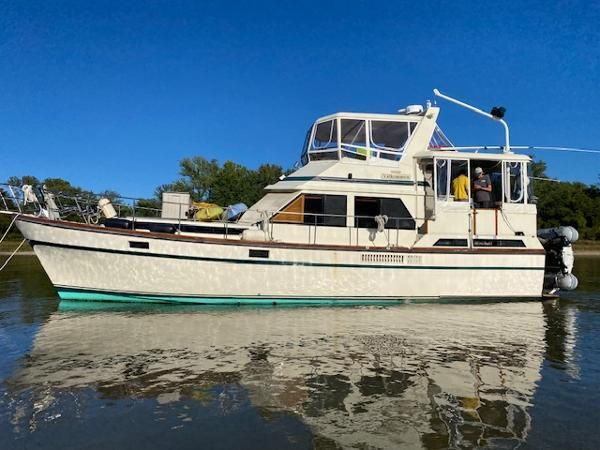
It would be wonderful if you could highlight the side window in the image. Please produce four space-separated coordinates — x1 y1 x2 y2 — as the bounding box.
435 159 449 200
310 120 339 161
504 161 525 203
312 120 337 149
273 194 347 227
436 158 469 202
354 197 415 230
526 162 535 204
300 128 312 166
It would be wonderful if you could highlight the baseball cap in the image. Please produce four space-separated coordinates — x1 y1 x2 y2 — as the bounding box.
474 167 483 175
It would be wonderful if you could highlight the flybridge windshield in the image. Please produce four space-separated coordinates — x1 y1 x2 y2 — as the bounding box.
303 117 418 163
371 121 417 150
429 125 453 149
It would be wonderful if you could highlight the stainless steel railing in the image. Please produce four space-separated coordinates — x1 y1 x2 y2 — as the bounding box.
1 183 423 247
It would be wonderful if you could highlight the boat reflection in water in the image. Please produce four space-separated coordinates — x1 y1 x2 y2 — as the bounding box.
5 300 575 449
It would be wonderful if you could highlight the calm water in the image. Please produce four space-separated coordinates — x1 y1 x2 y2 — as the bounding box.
0 257 599 449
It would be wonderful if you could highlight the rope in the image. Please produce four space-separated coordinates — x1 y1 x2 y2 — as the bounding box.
0 238 27 272
0 214 19 245
500 209 518 234
374 215 388 233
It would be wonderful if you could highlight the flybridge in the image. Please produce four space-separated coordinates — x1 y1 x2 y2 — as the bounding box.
299 104 456 166
301 111 426 165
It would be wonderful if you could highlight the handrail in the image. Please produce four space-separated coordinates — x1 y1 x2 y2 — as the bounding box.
0 183 423 232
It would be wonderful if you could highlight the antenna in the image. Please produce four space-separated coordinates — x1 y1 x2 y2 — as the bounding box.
433 89 511 154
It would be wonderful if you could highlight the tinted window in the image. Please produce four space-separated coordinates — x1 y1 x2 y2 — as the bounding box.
474 239 525 247
249 249 269 258
304 195 346 227
354 197 415 230
354 197 379 228
434 239 468 247
371 121 410 149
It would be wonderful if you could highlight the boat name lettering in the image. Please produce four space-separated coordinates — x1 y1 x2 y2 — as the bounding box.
381 173 410 180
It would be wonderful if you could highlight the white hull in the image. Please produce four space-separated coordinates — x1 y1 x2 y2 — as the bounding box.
16 216 546 303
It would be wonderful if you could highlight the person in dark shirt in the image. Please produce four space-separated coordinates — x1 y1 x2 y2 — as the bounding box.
473 167 493 208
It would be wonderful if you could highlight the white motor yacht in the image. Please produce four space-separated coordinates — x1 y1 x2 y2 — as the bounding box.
0 89 579 304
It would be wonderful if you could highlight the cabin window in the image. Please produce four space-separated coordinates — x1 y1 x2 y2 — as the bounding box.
311 120 339 161
435 159 449 199
272 194 347 227
503 161 525 204
527 162 535 203
341 119 367 147
312 120 337 149
370 121 412 150
473 239 525 247
354 197 415 229
429 125 453 149
434 239 468 247
436 158 469 202
340 119 368 160
300 128 312 166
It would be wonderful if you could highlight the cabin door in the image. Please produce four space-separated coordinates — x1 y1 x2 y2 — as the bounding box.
433 157 472 235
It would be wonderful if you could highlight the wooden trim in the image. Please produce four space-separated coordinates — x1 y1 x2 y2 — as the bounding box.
495 209 499 236
272 195 304 223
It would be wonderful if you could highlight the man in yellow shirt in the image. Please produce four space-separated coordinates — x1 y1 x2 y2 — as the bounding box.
451 170 469 201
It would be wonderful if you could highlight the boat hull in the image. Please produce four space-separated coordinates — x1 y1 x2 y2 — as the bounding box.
16 216 547 304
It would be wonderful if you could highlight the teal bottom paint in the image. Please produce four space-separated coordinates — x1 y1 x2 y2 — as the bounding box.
56 289 419 306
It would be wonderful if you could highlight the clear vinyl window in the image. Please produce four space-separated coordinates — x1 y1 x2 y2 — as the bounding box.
370 121 411 150
312 120 338 150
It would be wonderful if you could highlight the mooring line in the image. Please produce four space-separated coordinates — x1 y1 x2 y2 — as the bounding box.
0 238 27 273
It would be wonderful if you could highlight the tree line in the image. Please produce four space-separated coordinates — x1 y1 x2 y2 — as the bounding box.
532 161 600 239
2 158 599 240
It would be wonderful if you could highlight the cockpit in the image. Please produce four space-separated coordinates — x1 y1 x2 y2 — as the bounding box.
300 113 421 165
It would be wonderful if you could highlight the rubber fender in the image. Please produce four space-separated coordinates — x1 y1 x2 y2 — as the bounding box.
557 273 579 291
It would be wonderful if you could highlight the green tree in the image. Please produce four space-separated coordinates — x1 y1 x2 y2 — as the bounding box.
7 175 40 187
158 157 286 207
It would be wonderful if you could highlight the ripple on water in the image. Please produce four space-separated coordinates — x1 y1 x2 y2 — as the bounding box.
1 256 600 449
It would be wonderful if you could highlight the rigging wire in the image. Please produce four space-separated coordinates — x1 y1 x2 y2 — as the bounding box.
435 145 600 154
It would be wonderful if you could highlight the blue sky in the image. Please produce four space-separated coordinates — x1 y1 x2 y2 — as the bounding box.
1 1 599 197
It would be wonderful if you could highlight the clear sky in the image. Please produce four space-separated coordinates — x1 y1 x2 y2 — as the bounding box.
1 1 599 197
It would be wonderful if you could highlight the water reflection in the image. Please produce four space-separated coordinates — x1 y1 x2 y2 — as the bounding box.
3 302 550 449
1 256 596 449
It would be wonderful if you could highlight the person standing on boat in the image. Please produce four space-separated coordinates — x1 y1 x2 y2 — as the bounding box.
473 167 493 208
451 169 469 201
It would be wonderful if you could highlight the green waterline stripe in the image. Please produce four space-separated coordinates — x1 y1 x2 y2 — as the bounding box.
31 240 545 271
56 288 542 305
56 288 435 305
57 285 436 300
